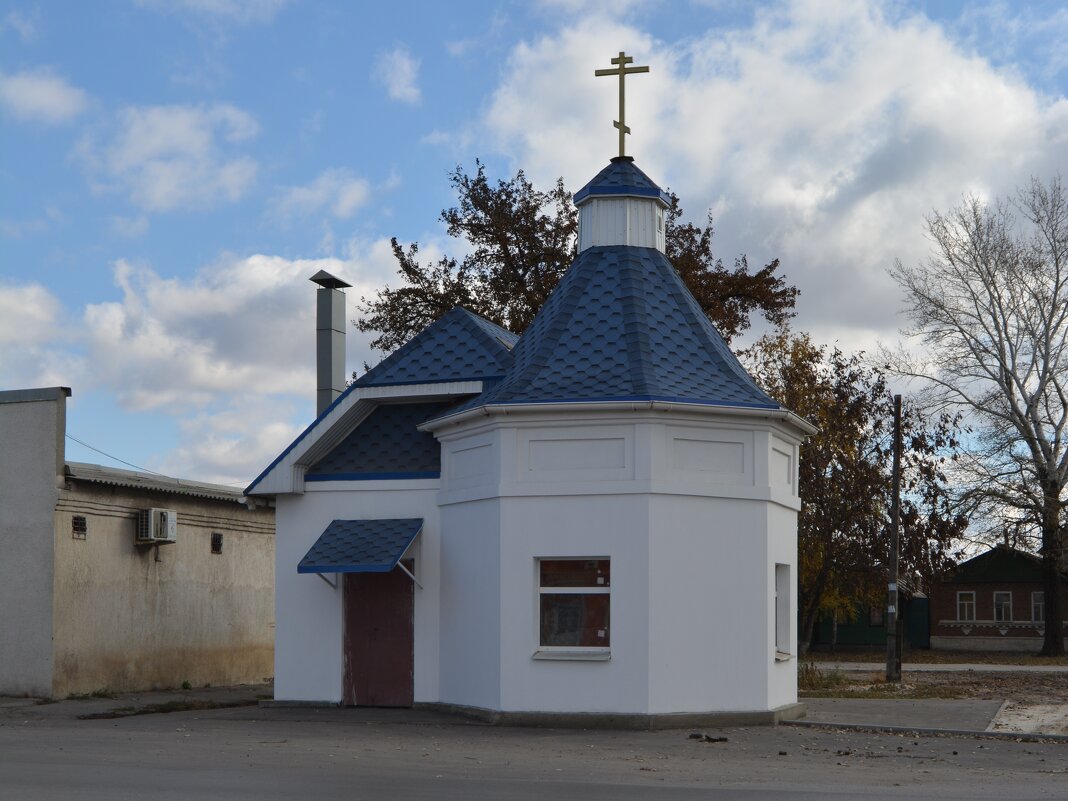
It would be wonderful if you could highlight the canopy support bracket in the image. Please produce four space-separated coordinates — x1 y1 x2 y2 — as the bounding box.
397 561 423 590
316 572 338 590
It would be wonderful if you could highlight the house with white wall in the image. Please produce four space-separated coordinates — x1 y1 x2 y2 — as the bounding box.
248 156 814 726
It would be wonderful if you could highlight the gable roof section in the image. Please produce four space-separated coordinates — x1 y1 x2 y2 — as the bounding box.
456 245 779 410
355 307 517 387
306 400 454 481
246 307 513 496
946 545 1051 584
573 156 671 205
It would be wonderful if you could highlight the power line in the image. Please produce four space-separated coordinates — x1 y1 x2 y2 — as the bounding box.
65 433 172 476
64 433 252 488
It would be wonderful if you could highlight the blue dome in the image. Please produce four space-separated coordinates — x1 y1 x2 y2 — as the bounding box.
573 156 671 206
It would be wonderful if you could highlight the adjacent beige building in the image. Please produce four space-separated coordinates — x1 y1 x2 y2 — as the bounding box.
0 387 275 698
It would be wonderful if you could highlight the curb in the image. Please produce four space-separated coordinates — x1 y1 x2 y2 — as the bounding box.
783 719 1068 743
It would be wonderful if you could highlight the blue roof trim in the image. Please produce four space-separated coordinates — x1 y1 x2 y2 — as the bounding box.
244 378 361 495
297 518 423 574
306 471 440 482
481 395 780 409
346 375 497 389
573 185 671 205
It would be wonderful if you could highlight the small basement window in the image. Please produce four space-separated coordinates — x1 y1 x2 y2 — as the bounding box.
537 559 610 654
211 532 223 554
72 515 87 540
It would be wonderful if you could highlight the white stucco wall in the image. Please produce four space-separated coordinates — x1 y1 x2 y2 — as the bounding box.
0 389 67 697
433 407 805 716
647 494 772 713
438 498 502 709
273 480 441 703
497 494 651 714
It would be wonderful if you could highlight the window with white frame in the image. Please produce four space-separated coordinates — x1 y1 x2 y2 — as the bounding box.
538 559 610 648
993 591 1012 622
1031 591 1044 623
956 591 976 621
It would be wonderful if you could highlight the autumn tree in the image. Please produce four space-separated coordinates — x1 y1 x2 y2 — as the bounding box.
357 162 798 352
889 177 1068 655
745 330 965 650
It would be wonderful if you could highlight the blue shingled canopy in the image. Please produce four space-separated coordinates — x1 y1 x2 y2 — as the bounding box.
298 518 423 573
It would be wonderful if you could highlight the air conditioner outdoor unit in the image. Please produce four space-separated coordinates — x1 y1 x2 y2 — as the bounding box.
137 508 178 544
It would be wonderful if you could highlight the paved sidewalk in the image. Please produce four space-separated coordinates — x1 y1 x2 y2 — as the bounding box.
798 698 1005 732
5 682 1067 740
820 661 1068 673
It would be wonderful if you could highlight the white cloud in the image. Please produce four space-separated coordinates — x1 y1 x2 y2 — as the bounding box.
0 68 87 124
134 0 290 24
0 281 83 388
111 215 149 238
79 248 399 414
374 46 422 105
80 103 259 212
67 245 410 481
481 0 1068 349
155 396 304 485
2 9 39 41
273 168 371 222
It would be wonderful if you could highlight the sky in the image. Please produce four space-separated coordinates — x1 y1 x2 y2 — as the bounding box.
1 0 1066 486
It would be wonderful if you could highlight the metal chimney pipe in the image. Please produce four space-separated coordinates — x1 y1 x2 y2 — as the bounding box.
309 270 351 416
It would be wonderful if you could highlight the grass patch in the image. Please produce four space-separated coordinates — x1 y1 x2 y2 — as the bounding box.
66 689 115 700
798 660 849 691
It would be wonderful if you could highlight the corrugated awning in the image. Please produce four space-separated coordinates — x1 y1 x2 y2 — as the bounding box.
297 518 423 574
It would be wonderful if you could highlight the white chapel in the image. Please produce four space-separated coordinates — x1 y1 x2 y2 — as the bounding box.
247 54 813 726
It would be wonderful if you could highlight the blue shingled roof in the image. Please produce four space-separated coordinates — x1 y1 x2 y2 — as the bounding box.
306 400 454 480
298 518 422 573
355 306 517 387
573 156 671 206
453 245 779 411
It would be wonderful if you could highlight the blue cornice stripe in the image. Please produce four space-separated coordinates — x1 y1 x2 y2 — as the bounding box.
305 471 440 482
573 185 671 205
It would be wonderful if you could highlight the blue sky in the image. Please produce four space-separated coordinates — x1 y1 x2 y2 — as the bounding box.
2 0 1066 484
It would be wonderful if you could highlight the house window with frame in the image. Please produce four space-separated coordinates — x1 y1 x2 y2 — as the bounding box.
956 591 976 622
993 591 1012 622
1032 591 1045 623
538 559 610 649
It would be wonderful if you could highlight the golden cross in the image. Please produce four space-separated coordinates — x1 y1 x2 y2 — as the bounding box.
595 51 649 157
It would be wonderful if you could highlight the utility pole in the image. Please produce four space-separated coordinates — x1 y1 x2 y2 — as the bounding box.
885 394 902 682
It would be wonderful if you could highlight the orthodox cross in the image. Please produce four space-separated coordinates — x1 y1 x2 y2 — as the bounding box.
595 51 649 158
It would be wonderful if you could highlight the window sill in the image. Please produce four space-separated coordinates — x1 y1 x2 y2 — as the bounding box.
532 649 611 662
775 651 793 662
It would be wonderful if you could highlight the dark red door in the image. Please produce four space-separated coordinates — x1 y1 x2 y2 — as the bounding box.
342 562 414 707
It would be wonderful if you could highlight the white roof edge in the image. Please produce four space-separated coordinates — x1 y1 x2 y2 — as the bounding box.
247 380 484 497
420 400 816 437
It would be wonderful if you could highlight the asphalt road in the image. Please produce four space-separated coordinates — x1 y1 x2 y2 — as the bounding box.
2 704 1066 800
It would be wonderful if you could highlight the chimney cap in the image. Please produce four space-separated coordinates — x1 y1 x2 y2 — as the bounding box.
310 270 351 289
